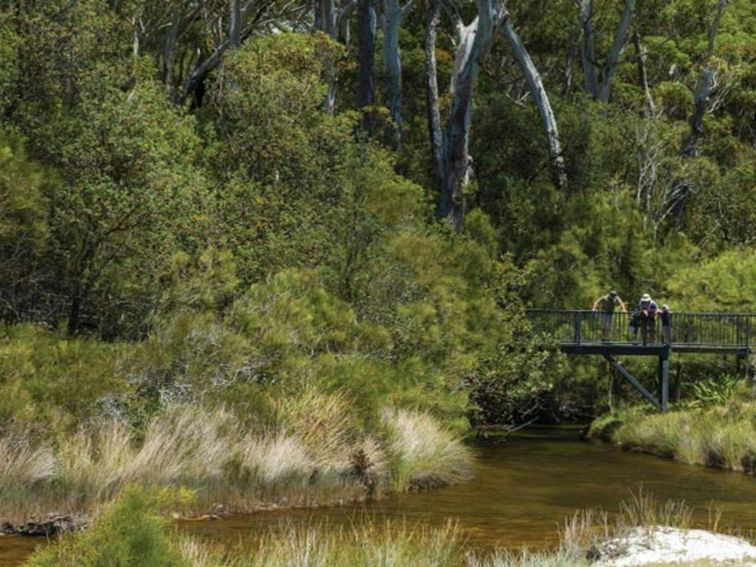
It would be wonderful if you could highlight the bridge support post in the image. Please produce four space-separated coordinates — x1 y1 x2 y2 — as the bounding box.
603 355 662 411
746 317 753 386
658 346 670 412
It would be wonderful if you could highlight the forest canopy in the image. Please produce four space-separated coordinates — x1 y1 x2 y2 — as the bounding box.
0 0 753 430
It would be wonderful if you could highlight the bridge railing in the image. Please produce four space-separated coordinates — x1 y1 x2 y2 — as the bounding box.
525 309 755 349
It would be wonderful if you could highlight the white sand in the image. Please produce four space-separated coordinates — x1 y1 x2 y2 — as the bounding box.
594 526 756 566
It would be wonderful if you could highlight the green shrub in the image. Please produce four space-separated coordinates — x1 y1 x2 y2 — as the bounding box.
687 375 746 409
0 324 130 431
25 486 185 567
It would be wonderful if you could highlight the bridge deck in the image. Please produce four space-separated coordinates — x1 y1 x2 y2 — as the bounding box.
526 309 754 356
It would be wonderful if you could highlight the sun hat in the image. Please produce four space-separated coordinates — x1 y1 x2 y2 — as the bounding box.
641 293 651 301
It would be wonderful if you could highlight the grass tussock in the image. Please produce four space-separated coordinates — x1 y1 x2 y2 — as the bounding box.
0 436 56 491
0 400 472 522
383 408 473 490
558 488 723 557
592 398 756 474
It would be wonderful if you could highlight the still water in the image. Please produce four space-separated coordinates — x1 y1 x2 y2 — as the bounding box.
2 427 754 565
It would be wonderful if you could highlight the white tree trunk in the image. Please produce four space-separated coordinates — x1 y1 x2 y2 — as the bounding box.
315 0 338 113
500 14 567 189
383 0 403 144
632 30 655 117
579 0 636 102
597 0 636 102
425 0 444 183
436 0 496 230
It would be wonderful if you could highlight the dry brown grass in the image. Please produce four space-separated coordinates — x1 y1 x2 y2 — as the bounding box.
0 436 56 490
383 408 473 490
0 400 471 522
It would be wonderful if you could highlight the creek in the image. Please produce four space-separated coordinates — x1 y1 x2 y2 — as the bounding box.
2 427 754 565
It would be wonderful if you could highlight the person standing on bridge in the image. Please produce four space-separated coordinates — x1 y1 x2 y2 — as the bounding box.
592 290 627 341
639 293 659 344
660 304 672 344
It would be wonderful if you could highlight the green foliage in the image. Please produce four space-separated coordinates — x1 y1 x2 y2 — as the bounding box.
686 375 746 409
665 249 756 311
467 337 567 427
0 133 50 321
0 134 47 245
46 66 207 334
0 0 754 468
25 486 186 567
593 384 756 474
0 15 19 113
0 324 129 431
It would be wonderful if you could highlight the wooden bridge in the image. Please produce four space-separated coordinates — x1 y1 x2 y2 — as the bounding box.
526 309 754 412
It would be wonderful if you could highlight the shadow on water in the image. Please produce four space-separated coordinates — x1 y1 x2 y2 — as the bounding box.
2 426 755 564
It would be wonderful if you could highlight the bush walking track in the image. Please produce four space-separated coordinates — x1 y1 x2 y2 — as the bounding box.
527 310 755 412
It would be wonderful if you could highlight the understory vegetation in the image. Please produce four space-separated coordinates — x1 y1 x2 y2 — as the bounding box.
25 488 748 567
590 379 756 474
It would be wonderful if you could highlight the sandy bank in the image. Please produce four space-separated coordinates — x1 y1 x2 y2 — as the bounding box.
593 526 756 566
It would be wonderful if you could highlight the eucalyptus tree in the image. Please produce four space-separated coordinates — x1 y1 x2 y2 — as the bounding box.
382 0 414 145
579 0 637 102
133 0 311 105
314 0 355 112
681 0 729 157
354 0 414 143
426 0 567 229
357 0 378 111
498 4 567 189
426 0 498 230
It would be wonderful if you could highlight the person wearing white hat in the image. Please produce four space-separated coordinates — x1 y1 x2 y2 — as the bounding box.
639 293 659 344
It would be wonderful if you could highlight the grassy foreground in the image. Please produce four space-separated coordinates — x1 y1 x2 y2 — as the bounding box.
589 396 756 475
24 488 743 567
0 401 472 524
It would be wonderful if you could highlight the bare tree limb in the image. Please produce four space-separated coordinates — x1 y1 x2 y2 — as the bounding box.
597 0 636 102
499 6 567 189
